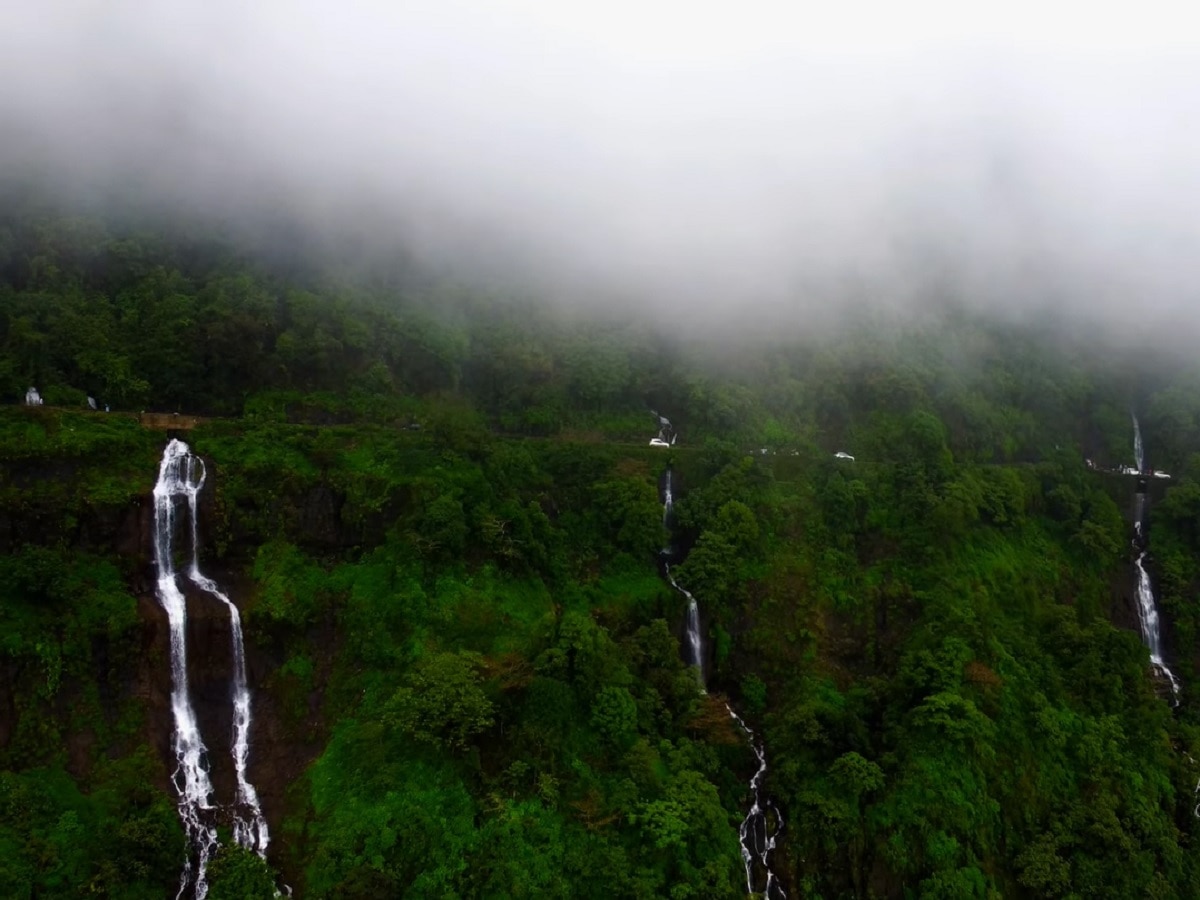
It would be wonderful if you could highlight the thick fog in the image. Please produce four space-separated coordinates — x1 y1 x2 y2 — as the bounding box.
3 1 1198 334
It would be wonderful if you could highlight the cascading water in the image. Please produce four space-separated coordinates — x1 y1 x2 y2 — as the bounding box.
153 439 270 898
662 467 673 527
661 469 704 681
660 465 785 897
183 454 270 854
154 441 220 899
1127 419 1193 821
650 410 676 445
728 707 787 900
188 565 270 851
1134 412 1146 474
1132 491 1180 702
683 595 703 676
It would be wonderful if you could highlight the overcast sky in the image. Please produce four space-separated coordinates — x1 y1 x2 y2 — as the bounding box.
2 1 1199 332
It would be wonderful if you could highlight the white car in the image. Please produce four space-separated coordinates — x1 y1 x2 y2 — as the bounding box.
649 438 670 448
834 451 855 461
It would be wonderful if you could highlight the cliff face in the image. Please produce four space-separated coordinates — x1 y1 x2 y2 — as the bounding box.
0 417 338 888
9 406 1196 900
1 457 153 771
0 463 144 558
134 453 335 881
137 575 325 867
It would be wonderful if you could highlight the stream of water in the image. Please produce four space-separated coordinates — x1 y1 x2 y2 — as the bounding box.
1129 417 1180 706
153 439 269 898
660 464 785 897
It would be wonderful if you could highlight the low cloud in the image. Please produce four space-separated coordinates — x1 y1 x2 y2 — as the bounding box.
3 2 1198 337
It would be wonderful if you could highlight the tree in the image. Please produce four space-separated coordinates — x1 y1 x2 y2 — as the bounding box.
591 478 664 557
388 651 495 752
413 494 468 562
206 844 277 900
713 499 760 553
631 769 743 896
590 686 638 750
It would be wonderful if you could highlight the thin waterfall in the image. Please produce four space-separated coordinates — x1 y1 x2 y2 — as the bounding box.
1128 421 1191 825
661 469 704 682
153 439 270 898
663 567 704 682
1134 413 1146 473
153 441 219 899
662 467 673 527
659 464 785 896
683 595 703 676
728 707 787 900
1132 491 1180 702
182 453 270 854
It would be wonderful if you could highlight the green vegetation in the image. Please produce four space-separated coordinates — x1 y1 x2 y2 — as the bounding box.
3 203 1200 897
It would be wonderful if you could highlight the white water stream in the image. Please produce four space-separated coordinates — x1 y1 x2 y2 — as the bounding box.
660 465 785 897
1132 492 1180 703
153 439 269 898
727 707 787 900
154 441 219 898
1128 418 1193 820
661 469 704 681
1134 413 1146 474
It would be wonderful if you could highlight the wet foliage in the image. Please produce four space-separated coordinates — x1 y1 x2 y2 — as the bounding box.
4 207 1200 897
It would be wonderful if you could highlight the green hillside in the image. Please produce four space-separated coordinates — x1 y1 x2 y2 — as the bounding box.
4 206 1200 898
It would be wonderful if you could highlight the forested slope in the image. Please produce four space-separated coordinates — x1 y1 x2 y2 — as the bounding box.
5 205 1200 898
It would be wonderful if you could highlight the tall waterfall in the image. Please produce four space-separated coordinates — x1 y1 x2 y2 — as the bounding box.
1134 413 1146 473
1128 419 1190 823
661 469 704 680
659 465 785 897
154 441 220 899
183 455 271 853
153 439 269 899
728 707 787 900
1132 491 1180 701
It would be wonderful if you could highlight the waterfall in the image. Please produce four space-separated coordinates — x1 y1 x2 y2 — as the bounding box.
1134 551 1180 698
1132 492 1180 702
651 409 676 445
659 465 785 896
1133 413 1146 473
661 469 704 682
1128 423 1191 825
182 455 271 854
663 467 673 527
727 707 787 900
153 439 270 899
663 567 704 682
154 441 219 899
187 563 270 852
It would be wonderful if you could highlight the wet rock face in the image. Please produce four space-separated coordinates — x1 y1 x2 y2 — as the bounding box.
0 456 152 558
1110 566 1142 635
2 443 331 883
0 487 154 776
0 659 16 750
298 484 346 549
140 582 275 849
200 457 364 554
138 464 327 880
140 573 287 864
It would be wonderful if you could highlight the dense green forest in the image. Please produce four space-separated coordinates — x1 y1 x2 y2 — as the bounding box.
6 198 1200 898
